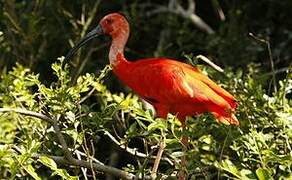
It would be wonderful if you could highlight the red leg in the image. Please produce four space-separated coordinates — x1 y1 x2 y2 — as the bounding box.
178 116 188 179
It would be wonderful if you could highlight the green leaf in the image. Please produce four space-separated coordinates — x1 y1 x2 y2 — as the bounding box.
63 128 84 147
147 119 167 132
171 151 184 158
217 159 241 178
127 122 138 137
53 169 78 180
38 156 57 169
23 164 41 180
240 169 256 180
256 168 272 180
38 156 78 180
65 111 75 122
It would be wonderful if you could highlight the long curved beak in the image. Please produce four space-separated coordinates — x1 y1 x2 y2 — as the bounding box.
64 25 103 61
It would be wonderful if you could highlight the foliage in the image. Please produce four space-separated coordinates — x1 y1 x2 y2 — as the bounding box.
0 57 291 179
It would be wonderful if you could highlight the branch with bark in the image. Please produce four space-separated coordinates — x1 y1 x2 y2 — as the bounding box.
145 0 215 34
104 130 174 166
0 108 150 180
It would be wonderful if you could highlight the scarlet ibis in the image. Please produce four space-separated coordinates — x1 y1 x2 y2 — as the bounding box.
65 12 239 177
65 13 238 126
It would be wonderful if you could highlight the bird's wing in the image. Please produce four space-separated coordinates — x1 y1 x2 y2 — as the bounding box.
173 60 236 105
167 59 237 108
128 59 235 110
176 66 233 109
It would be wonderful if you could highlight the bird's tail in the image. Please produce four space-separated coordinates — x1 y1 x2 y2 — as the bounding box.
212 112 239 126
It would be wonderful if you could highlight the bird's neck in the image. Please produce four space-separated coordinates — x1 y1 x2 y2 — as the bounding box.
109 30 133 84
109 30 129 67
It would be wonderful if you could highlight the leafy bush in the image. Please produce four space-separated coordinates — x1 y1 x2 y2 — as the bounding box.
0 57 291 179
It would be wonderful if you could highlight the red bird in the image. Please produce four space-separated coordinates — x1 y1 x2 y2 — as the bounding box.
65 13 239 127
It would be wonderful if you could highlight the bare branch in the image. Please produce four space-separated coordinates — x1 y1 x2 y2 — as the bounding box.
261 67 290 77
79 87 96 104
72 42 109 83
52 121 75 161
74 149 102 164
249 33 277 92
196 55 224 72
80 0 100 38
211 0 225 21
175 3 215 34
145 0 215 34
32 154 137 180
0 108 54 124
187 0 196 14
104 130 174 166
151 130 166 179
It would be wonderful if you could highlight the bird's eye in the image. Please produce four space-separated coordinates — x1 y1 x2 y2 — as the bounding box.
105 19 113 24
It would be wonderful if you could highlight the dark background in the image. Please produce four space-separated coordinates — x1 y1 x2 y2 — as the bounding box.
1 0 291 89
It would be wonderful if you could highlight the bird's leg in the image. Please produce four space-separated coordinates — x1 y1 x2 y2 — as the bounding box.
178 124 188 180
151 129 166 179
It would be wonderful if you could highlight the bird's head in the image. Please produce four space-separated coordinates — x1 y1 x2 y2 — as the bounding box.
100 13 129 38
65 13 129 61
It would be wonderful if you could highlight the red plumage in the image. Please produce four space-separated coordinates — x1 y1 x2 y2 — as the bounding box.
66 12 239 126
114 56 238 126
100 13 239 126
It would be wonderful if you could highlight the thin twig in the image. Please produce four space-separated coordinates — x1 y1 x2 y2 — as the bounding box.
217 128 230 180
81 122 95 180
73 149 103 164
249 32 277 92
67 1 100 82
260 67 290 77
72 43 109 83
267 42 277 92
196 55 224 72
80 1 100 38
211 0 225 21
281 65 292 107
32 154 137 180
79 87 96 104
0 108 54 124
75 150 88 180
151 130 166 179
90 140 97 180
187 0 195 13
75 1 100 68
104 130 173 166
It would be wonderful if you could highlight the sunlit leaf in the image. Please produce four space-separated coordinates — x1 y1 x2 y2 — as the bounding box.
256 168 272 180
23 164 41 180
38 156 57 169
